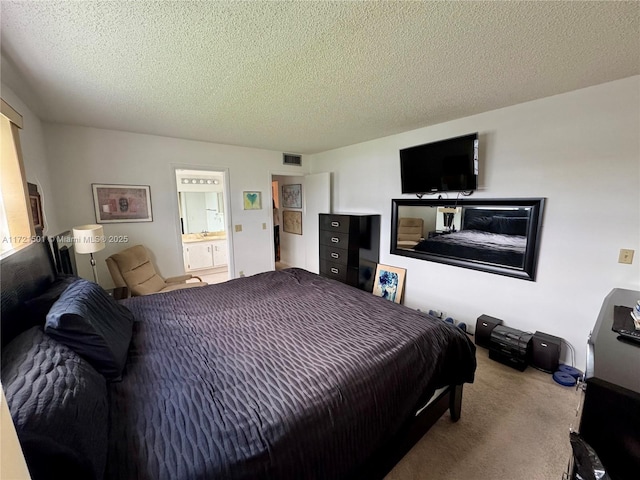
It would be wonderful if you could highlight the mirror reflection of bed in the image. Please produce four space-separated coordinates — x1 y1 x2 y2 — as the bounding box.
392 198 545 281
399 206 529 268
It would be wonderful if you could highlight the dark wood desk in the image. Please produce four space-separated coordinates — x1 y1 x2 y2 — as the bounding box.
580 288 640 480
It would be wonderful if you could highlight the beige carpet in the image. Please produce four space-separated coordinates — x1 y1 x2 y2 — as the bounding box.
385 348 579 480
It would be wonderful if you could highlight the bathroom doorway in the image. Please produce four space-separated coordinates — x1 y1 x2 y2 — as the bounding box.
175 168 230 284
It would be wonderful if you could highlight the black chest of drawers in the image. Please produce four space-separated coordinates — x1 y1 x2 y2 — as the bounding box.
319 214 380 292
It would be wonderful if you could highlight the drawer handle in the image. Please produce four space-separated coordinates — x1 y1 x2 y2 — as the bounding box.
331 252 339 259
482 322 488 327
331 221 340 227
331 237 339 243
330 267 339 274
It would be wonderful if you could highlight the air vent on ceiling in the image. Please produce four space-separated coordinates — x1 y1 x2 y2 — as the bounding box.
283 153 302 166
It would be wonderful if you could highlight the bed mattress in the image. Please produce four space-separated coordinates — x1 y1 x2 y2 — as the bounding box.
107 268 476 480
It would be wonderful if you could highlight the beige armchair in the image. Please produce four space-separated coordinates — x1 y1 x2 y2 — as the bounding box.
397 218 424 249
106 245 207 296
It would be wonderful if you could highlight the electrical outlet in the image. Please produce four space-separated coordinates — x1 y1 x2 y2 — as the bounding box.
239 271 245 277
618 249 635 264
235 224 242 232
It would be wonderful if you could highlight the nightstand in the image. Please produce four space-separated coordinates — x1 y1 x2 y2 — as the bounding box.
107 287 129 300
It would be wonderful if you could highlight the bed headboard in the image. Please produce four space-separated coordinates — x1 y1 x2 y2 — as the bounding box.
1 239 57 347
462 207 530 235
51 231 77 275
462 207 529 232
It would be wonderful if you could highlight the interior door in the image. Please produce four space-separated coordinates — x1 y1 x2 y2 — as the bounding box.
303 172 331 274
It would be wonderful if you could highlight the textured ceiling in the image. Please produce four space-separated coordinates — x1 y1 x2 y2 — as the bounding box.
1 1 639 154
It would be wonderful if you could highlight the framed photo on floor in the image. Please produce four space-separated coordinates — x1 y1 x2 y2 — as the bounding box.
92 184 153 223
372 264 406 304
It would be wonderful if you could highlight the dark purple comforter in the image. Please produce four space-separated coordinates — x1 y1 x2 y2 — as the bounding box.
107 268 476 480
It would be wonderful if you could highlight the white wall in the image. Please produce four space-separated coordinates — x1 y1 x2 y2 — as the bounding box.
273 174 306 268
309 76 640 370
1 83 61 235
42 125 308 286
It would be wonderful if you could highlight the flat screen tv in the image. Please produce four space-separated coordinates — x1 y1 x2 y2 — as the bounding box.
400 133 478 194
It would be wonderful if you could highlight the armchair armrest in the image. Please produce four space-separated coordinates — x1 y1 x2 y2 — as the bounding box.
165 274 202 284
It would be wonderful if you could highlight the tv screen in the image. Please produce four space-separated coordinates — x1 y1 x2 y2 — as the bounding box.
400 133 478 194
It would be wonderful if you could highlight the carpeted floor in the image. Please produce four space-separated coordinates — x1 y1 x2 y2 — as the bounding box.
385 347 579 480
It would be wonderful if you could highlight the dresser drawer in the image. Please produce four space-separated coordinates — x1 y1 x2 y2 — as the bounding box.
319 260 358 284
319 245 349 265
319 214 351 233
320 230 350 248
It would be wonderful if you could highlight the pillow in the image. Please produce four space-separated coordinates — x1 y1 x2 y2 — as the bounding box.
1 327 108 480
45 279 134 380
23 275 81 325
465 215 493 232
489 216 529 236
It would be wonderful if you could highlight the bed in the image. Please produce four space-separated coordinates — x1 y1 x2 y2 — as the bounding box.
1 239 476 480
413 208 529 268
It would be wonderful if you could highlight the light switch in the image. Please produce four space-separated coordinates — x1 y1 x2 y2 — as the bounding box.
618 249 634 264
235 224 242 232
262 223 267 230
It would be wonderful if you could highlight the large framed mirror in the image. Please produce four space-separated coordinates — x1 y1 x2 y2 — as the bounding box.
391 198 545 280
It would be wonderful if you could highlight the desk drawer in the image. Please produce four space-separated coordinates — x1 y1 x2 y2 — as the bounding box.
320 245 349 266
320 230 350 248
319 214 351 233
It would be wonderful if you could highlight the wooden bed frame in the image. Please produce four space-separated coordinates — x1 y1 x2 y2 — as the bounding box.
0 239 464 479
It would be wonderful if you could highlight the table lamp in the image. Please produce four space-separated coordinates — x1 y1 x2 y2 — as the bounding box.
73 224 105 283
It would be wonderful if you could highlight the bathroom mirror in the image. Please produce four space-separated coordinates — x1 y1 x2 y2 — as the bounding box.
179 192 225 234
391 198 545 280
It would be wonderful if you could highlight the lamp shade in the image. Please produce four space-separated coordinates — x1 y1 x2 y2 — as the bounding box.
73 224 106 254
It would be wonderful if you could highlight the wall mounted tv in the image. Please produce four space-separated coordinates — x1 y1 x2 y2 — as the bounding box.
400 133 479 194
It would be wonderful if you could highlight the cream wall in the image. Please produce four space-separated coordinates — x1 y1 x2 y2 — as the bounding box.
309 76 640 370
42 125 308 286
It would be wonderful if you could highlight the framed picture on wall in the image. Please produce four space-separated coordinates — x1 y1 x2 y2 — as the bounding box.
27 183 43 230
282 210 302 235
92 184 153 223
243 191 262 210
372 264 406 304
281 184 302 208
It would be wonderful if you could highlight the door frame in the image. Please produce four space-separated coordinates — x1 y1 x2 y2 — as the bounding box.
268 170 303 271
268 170 331 273
171 164 235 279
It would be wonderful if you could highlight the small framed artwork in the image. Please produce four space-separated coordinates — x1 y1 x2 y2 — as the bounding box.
282 210 302 235
92 184 153 223
28 182 43 230
372 264 406 304
281 184 302 209
243 191 262 210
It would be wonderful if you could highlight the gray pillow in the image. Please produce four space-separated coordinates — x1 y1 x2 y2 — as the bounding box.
45 278 134 380
1 327 108 480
